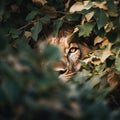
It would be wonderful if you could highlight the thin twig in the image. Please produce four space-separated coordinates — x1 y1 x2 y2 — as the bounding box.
17 19 40 31
17 11 69 31
56 11 69 15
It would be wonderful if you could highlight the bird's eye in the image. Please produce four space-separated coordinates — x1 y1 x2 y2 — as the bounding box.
69 47 78 53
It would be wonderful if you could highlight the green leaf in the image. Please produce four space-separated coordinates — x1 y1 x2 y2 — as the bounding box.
26 10 38 21
42 44 61 62
106 30 118 43
95 63 106 73
9 28 22 39
31 21 42 41
40 5 56 15
85 75 101 89
0 0 4 17
1 79 21 104
112 17 120 28
0 32 7 51
0 87 7 103
115 56 120 72
40 15 50 24
85 1 93 9
112 42 120 53
78 21 95 37
107 0 117 12
65 13 80 21
53 19 63 36
73 69 92 84
94 9 108 30
15 0 23 5
94 26 105 37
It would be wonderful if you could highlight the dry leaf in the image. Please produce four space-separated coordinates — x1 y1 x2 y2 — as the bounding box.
65 0 71 11
11 4 20 13
92 1 108 10
100 44 113 62
70 102 79 111
24 31 31 38
100 38 109 48
32 0 47 6
83 57 92 64
83 43 113 66
81 17 86 25
94 37 109 48
85 11 94 22
94 43 112 63
69 1 83 13
91 57 101 65
94 36 104 46
41 6 57 18
83 53 101 65
69 1 92 13
107 72 120 87
104 22 114 33
107 11 119 17
8 55 30 72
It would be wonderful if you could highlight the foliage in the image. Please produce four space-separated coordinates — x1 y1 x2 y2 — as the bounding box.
0 0 120 119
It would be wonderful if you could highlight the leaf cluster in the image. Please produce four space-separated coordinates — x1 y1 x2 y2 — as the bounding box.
0 0 120 120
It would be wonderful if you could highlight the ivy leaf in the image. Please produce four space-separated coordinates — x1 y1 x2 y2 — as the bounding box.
31 21 42 41
94 9 108 30
53 19 63 36
26 10 38 21
78 21 95 37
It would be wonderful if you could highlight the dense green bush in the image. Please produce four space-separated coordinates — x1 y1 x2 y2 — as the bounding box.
0 0 120 119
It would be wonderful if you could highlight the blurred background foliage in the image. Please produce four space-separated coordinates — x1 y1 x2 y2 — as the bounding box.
0 0 120 119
